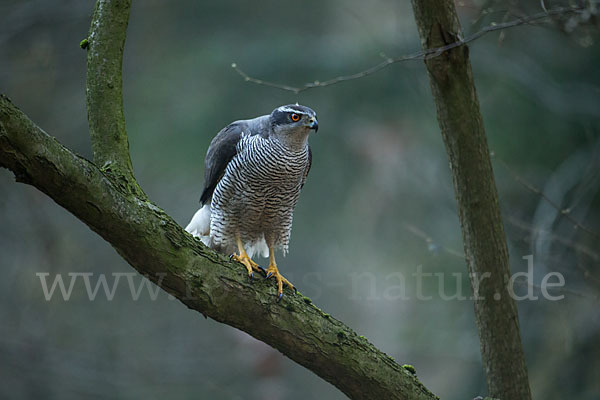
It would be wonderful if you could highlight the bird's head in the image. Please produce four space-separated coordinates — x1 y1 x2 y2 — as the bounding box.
269 104 318 147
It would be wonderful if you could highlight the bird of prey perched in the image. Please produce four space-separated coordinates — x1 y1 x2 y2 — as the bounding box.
186 104 318 300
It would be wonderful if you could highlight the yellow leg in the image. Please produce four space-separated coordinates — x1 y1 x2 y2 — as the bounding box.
266 247 295 301
231 236 263 279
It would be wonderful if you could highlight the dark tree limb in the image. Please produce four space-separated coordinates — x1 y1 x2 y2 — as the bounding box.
0 94 436 400
410 1 532 399
0 1 439 397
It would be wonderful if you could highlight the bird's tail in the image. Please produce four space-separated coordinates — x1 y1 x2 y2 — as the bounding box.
185 204 211 246
246 237 269 259
185 204 268 259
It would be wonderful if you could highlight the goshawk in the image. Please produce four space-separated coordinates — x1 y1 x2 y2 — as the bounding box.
186 104 318 299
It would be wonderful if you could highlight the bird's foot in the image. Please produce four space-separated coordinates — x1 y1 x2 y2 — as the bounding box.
265 263 296 301
231 253 264 280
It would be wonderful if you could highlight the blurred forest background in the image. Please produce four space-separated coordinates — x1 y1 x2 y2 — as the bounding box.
1 0 599 399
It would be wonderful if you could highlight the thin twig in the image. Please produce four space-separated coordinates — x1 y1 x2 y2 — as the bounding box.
514 278 598 301
403 223 465 259
492 152 600 240
508 216 599 262
231 6 582 94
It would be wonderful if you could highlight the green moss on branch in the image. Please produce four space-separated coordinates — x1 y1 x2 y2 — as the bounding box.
85 0 145 199
0 93 437 400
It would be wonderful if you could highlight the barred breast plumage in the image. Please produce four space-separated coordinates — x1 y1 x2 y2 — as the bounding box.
210 133 309 256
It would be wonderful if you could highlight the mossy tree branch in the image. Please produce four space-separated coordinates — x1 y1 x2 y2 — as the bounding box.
0 94 436 400
410 1 532 399
84 0 145 198
0 1 439 398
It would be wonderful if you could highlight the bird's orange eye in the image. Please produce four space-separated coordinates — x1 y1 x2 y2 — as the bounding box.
290 113 300 122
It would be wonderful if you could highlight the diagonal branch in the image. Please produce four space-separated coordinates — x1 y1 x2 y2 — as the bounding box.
84 0 145 198
0 93 437 400
0 1 436 398
232 6 583 94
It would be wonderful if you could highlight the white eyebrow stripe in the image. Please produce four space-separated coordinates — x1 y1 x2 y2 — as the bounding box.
277 106 307 114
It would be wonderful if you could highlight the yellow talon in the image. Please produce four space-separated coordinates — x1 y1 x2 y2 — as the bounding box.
266 247 295 300
232 253 262 277
233 236 262 278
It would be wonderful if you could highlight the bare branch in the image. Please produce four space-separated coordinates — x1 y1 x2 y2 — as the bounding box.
508 217 599 262
232 6 583 94
514 279 598 301
403 223 465 258
492 152 600 240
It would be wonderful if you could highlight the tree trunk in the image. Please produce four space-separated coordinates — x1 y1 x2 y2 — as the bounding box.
410 1 532 399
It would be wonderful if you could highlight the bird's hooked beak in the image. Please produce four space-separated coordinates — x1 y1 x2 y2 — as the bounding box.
307 117 318 133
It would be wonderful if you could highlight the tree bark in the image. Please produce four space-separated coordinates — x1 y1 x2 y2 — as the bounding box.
0 93 436 400
410 1 532 399
85 0 145 199
0 1 438 399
